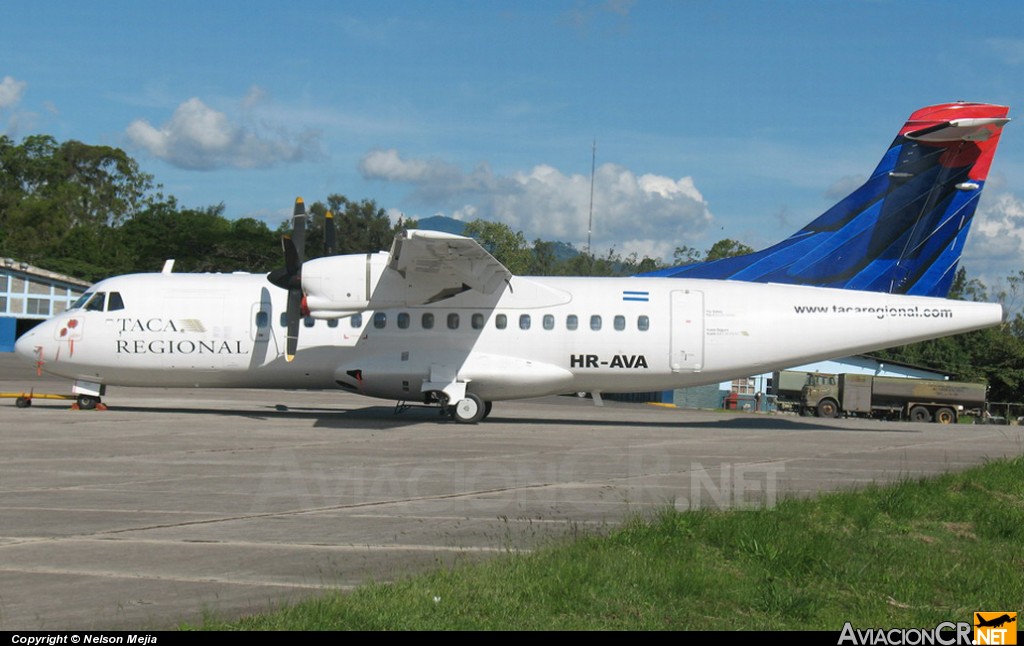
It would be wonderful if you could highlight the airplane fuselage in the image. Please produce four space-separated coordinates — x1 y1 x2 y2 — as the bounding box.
15 271 1004 404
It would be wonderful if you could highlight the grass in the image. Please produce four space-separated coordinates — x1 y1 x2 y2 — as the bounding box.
189 455 1024 630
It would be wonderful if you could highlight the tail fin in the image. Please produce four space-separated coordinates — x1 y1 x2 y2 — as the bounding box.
643 102 1010 297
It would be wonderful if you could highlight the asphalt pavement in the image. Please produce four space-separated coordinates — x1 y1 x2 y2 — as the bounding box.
1 352 1021 629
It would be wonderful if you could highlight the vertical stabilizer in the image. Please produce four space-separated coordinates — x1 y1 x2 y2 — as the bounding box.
643 102 1010 297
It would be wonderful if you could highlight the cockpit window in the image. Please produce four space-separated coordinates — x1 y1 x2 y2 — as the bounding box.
84 292 106 312
107 292 125 311
70 291 126 312
69 292 94 310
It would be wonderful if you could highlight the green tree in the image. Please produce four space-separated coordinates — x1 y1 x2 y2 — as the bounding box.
530 239 559 275
119 202 227 272
672 245 703 265
462 219 534 275
298 195 410 258
705 238 754 261
875 267 1024 403
0 134 158 271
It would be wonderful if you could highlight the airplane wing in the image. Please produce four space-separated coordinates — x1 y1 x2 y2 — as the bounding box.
386 229 512 304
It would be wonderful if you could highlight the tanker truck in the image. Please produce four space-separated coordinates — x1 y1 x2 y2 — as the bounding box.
801 374 987 423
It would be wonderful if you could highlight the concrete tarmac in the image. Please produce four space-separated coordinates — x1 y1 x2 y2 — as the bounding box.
1 352 1022 630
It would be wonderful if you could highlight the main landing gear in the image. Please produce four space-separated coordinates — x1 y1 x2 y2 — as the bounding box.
419 390 493 424
449 392 493 424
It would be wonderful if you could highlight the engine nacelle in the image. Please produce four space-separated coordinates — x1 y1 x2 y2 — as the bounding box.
303 252 389 317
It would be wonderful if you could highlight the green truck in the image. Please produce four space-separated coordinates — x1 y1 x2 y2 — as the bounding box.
770 370 838 413
800 374 987 423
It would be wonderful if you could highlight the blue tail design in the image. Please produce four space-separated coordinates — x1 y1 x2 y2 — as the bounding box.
642 102 1010 297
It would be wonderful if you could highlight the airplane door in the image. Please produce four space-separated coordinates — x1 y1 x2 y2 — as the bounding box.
249 287 277 366
670 290 704 372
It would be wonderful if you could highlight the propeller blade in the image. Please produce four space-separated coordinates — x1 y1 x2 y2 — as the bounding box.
324 210 337 256
292 197 307 261
282 235 300 279
285 287 303 362
267 197 309 362
267 236 300 290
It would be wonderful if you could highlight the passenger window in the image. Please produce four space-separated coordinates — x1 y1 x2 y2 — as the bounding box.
590 315 602 331
255 311 269 328
543 314 554 330
373 312 387 329
280 313 288 327
85 292 106 312
397 312 410 329
351 313 363 328
495 314 507 330
303 316 315 328
107 292 125 311
327 318 338 328
614 315 625 331
447 313 460 329
638 315 650 331
422 312 434 329
471 313 485 330
519 314 531 330
566 315 578 331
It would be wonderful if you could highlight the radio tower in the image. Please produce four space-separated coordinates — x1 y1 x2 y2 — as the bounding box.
587 139 596 255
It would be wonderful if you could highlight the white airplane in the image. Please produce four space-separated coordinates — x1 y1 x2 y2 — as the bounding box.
13 102 1011 423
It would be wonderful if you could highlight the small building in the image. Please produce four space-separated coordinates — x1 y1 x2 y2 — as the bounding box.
0 258 91 352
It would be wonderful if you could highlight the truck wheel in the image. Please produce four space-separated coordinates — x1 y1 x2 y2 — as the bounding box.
909 406 931 423
816 399 839 418
934 407 955 424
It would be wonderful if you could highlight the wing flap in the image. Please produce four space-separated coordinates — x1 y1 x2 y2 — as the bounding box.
388 229 512 300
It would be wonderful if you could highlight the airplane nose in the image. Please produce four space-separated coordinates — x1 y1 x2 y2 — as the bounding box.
14 325 41 364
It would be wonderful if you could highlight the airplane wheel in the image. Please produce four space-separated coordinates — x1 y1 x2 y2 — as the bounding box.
77 395 99 411
816 399 839 418
934 407 955 424
452 393 485 424
482 400 493 420
909 406 931 423
15 396 31 408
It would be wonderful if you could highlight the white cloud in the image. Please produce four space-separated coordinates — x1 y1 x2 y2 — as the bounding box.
0 76 27 108
0 75 33 135
360 149 713 261
961 191 1024 288
125 95 322 170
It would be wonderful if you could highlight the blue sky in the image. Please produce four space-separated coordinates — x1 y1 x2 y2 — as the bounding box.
3 1 1024 291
